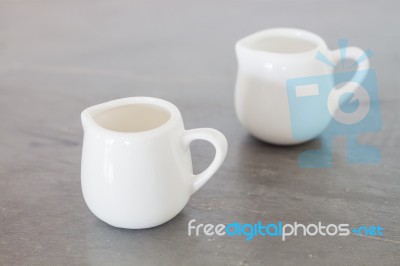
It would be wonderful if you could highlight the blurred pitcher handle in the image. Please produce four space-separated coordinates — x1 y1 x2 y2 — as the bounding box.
327 47 370 115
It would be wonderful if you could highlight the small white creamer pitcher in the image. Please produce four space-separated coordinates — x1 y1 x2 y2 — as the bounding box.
81 97 227 229
235 28 370 145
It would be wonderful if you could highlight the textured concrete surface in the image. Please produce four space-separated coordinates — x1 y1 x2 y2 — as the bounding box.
0 0 399 265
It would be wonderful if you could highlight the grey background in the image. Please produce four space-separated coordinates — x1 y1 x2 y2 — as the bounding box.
0 0 399 265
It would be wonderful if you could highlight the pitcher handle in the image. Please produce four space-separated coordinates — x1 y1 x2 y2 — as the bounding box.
182 128 228 195
327 47 370 115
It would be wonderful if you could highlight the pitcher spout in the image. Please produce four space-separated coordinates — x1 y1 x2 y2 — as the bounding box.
81 101 113 132
81 109 92 131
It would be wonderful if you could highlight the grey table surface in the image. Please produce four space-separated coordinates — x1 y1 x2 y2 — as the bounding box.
1 0 399 265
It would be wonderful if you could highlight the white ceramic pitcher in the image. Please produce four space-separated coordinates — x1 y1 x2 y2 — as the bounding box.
81 97 227 229
235 28 370 145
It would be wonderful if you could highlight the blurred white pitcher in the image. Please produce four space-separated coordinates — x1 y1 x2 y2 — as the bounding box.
81 97 227 229
235 28 369 145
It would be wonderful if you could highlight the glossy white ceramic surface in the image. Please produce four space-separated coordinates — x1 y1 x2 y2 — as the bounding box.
235 28 369 145
81 97 228 229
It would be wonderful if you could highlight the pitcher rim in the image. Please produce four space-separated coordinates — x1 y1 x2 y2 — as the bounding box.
81 97 181 137
235 28 327 57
